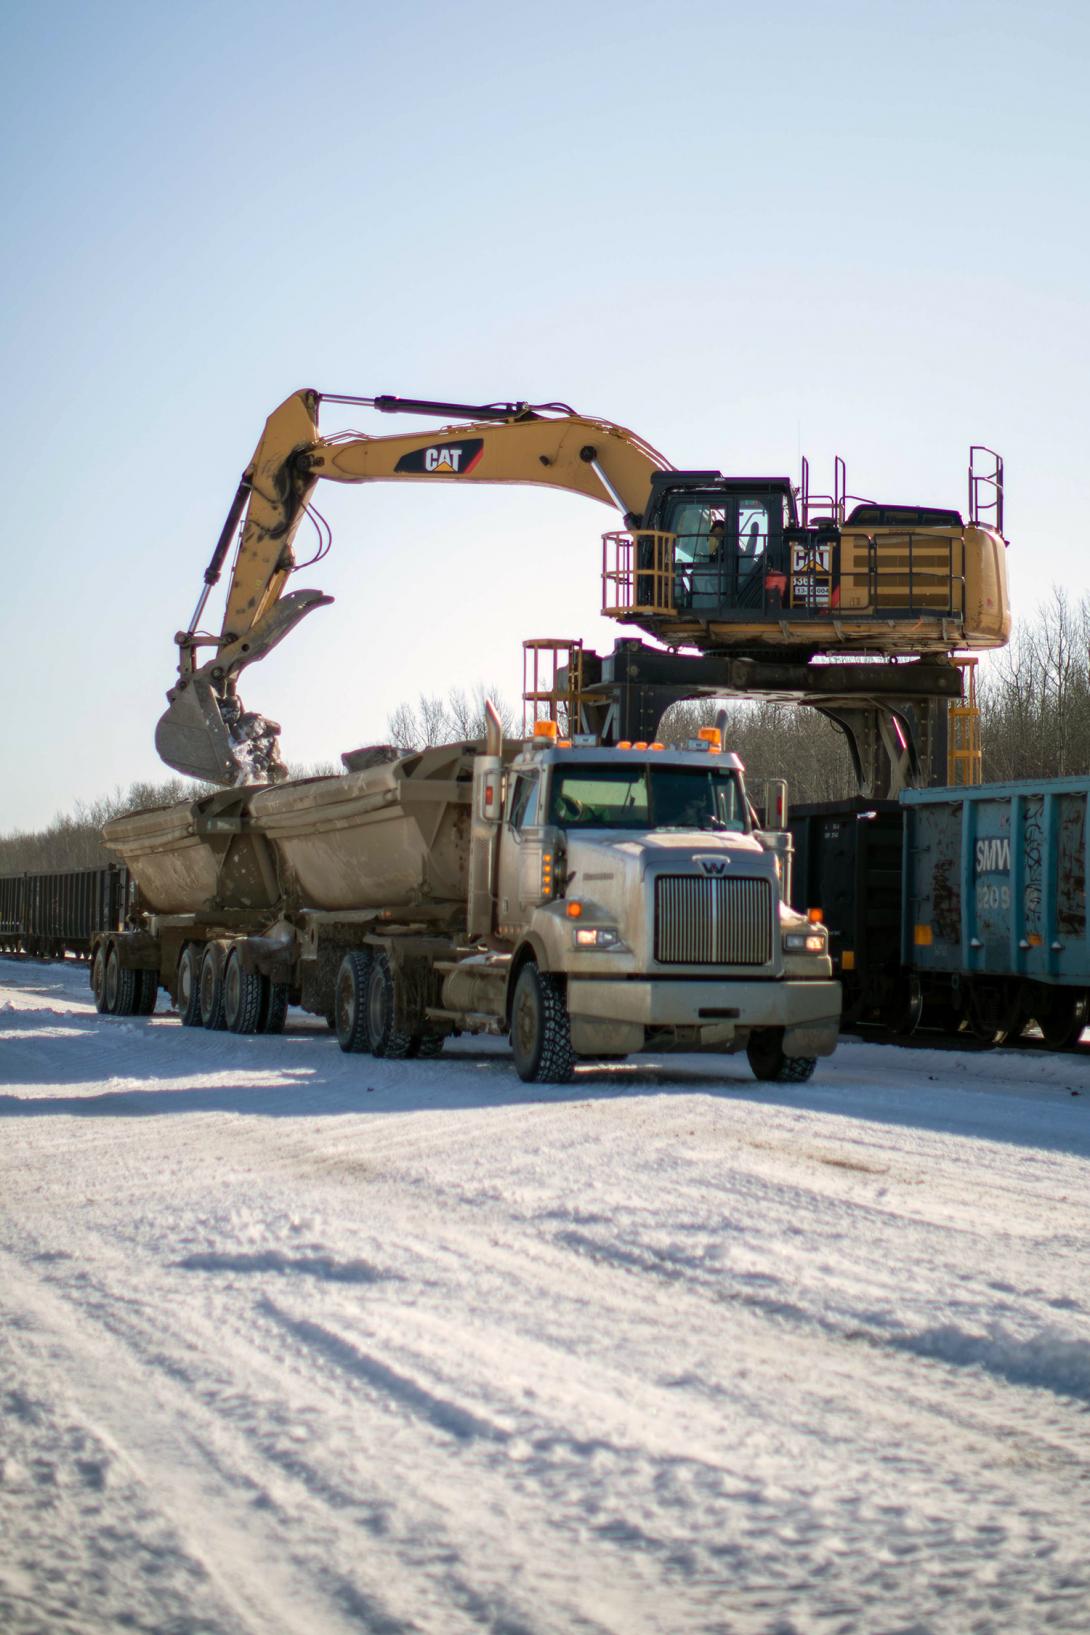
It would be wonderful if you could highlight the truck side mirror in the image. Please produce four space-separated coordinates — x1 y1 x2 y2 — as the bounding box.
475 765 503 824
762 778 789 830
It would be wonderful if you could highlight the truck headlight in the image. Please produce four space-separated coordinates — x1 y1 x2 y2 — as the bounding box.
783 930 827 954
573 927 622 950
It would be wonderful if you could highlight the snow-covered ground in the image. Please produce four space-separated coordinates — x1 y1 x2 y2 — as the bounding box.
2 956 1090 1635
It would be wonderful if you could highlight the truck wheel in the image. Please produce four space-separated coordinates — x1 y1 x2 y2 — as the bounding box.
510 962 574 1085
91 944 110 1013
177 944 203 1027
199 942 229 1031
336 951 373 1054
104 945 138 1015
746 1028 816 1084
366 951 414 1059
261 982 289 1035
135 969 158 1016
224 948 266 1034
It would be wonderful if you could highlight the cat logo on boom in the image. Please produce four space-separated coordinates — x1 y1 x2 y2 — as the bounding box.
394 438 485 477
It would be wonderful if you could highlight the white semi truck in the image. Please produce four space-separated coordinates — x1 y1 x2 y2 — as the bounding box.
98 710 840 1084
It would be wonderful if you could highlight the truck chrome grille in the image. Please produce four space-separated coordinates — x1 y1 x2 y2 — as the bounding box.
654 875 773 966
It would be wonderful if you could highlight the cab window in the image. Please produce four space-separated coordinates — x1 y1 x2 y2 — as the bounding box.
507 773 540 828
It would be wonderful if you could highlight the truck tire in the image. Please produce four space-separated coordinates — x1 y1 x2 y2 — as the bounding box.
366 950 414 1059
510 962 574 1085
261 982 289 1035
199 942 229 1031
336 951 373 1054
746 1028 816 1084
135 969 159 1016
91 943 109 1013
224 947 266 1034
177 944 203 1027
104 944 138 1015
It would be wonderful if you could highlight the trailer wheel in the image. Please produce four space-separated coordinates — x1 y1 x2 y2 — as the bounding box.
224 948 266 1034
335 951 373 1053
104 944 138 1015
510 962 574 1085
199 942 229 1031
746 1029 816 1084
135 969 158 1016
261 982 289 1035
91 944 110 1012
366 951 414 1059
411 1033 445 1059
177 944 203 1027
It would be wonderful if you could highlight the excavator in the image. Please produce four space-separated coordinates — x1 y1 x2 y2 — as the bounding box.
156 389 1010 794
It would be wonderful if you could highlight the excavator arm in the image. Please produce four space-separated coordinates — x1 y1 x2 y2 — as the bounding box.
155 389 671 785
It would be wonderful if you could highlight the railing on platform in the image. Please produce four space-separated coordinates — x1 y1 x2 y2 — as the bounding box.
603 526 967 623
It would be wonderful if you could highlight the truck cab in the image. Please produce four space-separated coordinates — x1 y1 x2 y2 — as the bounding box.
470 726 840 1082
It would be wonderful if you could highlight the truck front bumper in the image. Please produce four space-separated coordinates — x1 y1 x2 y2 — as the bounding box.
566 978 841 1057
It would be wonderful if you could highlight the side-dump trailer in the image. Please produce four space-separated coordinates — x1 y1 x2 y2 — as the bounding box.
97 715 840 1084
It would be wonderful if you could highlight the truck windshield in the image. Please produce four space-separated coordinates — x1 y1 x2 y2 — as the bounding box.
548 764 747 832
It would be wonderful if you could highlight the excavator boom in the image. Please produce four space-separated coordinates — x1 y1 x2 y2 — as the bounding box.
155 390 671 784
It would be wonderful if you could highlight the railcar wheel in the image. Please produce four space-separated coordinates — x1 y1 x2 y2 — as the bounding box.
366 950 414 1060
510 962 574 1085
177 944 203 1027
104 945 138 1015
1034 988 1089 1051
746 1028 817 1084
198 942 228 1031
885 974 923 1038
91 944 110 1013
224 948 266 1034
962 979 1023 1047
336 951 373 1054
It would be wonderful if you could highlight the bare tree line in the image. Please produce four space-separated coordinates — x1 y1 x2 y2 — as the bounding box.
4 595 1089 875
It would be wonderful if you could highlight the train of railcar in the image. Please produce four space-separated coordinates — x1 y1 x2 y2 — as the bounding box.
789 776 1090 1049
0 865 132 960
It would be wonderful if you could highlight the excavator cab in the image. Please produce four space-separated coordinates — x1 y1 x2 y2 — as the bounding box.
655 477 797 616
602 457 1009 659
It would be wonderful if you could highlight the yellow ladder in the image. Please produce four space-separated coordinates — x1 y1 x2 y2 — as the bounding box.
948 656 982 785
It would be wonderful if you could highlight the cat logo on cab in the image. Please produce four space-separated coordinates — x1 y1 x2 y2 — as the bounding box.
394 438 485 476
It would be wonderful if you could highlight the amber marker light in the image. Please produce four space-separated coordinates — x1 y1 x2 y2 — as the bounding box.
565 901 583 918
533 720 559 740
807 908 824 924
697 727 722 751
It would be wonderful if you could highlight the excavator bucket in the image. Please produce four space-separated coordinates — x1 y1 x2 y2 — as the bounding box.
155 675 246 785
155 588 334 786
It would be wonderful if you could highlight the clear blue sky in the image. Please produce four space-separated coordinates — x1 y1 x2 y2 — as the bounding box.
2 0 1087 829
